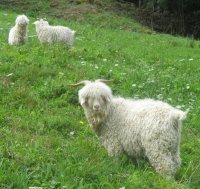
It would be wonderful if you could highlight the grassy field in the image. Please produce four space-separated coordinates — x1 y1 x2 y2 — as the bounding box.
0 3 200 189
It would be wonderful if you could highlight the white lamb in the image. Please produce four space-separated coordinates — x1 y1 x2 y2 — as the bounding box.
33 19 75 47
8 15 29 45
72 79 187 179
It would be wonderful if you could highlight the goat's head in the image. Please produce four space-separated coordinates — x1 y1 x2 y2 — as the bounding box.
16 15 29 26
33 18 49 27
71 79 113 114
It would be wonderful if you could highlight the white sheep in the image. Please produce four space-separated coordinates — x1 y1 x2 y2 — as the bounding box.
8 15 29 45
71 79 187 179
33 19 75 47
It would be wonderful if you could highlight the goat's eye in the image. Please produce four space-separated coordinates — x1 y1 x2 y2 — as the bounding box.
101 96 106 103
85 97 89 105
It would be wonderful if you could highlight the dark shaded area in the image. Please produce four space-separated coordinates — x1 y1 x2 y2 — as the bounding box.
122 0 200 38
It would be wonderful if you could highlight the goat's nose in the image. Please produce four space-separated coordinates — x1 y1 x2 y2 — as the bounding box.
94 104 100 110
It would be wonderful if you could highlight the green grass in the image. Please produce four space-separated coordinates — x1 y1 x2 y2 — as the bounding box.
0 5 200 189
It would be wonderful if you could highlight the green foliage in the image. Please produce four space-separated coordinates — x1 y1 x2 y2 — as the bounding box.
0 7 200 189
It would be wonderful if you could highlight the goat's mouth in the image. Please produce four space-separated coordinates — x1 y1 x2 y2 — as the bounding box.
93 110 101 115
92 109 104 116
18 23 27 26
93 108 100 112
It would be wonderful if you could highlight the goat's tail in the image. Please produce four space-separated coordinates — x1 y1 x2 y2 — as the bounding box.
173 109 189 121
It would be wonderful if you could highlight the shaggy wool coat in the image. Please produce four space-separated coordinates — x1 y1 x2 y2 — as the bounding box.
34 20 75 47
8 15 29 45
78 81 187 179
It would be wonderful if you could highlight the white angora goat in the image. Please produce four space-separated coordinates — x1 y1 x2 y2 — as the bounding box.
33 19 75 47
8 15 29 45
72 79 187 179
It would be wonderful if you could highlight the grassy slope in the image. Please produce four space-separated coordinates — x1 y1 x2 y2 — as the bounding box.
0 3 200 189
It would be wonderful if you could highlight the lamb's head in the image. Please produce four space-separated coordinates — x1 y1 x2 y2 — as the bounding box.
71 79 113 126
16 15 29 27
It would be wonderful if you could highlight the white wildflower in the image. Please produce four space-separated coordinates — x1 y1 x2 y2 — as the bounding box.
138 84 144 88
157 94 163 99
6 73 13 77
70 131 75 136
76 37 82 41
134 95 139 99
176 105 182 109
81 61 86 65
59 72 64 75
149 68 154 71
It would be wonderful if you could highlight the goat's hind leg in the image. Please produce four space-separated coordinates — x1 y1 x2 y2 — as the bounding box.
145 144 179 179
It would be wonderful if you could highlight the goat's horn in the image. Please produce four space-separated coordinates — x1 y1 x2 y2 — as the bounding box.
70 80 91 87
96 79 114 83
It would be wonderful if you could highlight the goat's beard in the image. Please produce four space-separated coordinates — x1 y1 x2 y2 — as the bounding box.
89 111 106 125
85 106 110 132
17 24 27 30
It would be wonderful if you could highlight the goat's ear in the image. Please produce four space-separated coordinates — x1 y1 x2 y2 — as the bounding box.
80 96 88 106
106 96 111 103
96 79 114 84
25 17 29 23
101 95 110 104
70 80 91 87
80 98 85 106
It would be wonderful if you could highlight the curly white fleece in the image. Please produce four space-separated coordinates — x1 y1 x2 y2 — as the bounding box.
34 19 75 47
8 15 29 45
78 80 187 179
